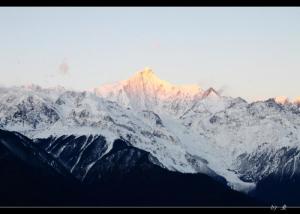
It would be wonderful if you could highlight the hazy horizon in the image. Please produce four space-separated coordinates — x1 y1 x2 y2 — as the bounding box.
1 7 300 101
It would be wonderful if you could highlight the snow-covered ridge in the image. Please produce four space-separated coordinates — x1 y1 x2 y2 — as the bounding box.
274 96 300 106
1 68 300 193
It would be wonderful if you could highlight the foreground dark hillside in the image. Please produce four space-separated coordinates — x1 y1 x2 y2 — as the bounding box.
0 129 260 206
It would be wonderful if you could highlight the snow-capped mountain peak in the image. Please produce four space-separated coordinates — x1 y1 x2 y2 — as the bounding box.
93 68 204 114
95 68 202 97
274 96 289 105
133 67 158 81
293 97 300 106
273 96 300 106
125 67 175 95
202 87 220 99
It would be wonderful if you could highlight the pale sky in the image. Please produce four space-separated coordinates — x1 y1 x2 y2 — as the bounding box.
0 7 300 101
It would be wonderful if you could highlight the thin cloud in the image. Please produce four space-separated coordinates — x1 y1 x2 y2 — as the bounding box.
59 59 70 76
151 41 161 50
217 85 229 96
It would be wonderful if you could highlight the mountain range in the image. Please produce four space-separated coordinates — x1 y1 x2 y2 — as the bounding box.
1 68 300 206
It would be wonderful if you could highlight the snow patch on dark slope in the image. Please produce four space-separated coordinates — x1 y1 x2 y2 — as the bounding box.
0 129 260 206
